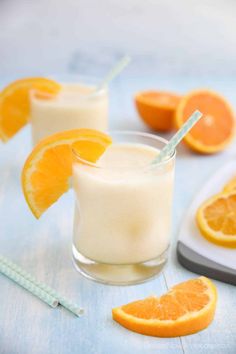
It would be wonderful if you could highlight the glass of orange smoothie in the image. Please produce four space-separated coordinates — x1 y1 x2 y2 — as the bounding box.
30 78 108 145
72 131 175 285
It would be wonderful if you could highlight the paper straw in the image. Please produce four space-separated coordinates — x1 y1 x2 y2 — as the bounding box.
97 55 131 90
0 260 58 308
0 255 84 317
53 295 84 317
152 110 203 164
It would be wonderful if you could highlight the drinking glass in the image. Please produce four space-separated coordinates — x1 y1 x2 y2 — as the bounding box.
72 131 175 285
30 77 108 145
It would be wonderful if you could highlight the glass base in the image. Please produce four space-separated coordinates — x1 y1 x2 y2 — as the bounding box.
72 245 168 285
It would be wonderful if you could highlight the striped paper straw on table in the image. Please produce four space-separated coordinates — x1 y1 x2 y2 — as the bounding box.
0 259 58 308
0 255 84 317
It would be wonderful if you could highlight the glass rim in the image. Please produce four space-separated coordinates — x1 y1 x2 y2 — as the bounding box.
72 130 176 171
29 81 107 103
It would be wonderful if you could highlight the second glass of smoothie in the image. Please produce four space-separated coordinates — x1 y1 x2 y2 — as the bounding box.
30 78 108 144
72 131 175 285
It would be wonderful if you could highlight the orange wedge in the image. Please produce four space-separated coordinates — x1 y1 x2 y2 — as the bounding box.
22 129 112 218
135 91 181 132
196 191 236 248
223 176 236 193
112 276 217 337
0 77 60 141
175 89 235 154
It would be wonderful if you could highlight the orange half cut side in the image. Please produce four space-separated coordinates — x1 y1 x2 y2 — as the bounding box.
175 89 235 154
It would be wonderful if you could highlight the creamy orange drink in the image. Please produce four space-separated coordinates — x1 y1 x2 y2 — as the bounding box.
21 129 175 285
30 82 108 144
0 78 108 143
72 132 175 284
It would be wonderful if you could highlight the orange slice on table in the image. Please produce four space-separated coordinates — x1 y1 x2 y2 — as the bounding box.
0 77 60 142
196 191 236 248
22 129 112 218
135 91 181 132
175 89 235 154
112 276 217 337
223 176 236 193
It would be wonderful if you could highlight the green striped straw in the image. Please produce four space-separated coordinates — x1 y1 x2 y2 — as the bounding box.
97 55 131 91
152 110 203 164
0 260 58 308
0 255 84 317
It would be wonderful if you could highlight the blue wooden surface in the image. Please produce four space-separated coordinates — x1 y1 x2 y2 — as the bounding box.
0 76 236 354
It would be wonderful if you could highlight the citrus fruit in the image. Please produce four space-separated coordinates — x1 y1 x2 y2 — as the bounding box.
223 176 236 193
135 91 181 132
196 191 236 248
175 89 235 154
0 77 60 141
22 129 112 218
112 276 217 337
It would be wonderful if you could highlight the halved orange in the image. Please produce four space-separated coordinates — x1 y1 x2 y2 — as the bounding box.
112 276 217 337
0 77 60 141
135 91 181 132
223 176 236 193
196 191 236 247
175 90 235 154
22 129 112 218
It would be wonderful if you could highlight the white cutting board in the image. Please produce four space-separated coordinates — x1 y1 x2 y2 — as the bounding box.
177 160 236 284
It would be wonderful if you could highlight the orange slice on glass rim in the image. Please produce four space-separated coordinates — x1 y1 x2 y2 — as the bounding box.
196 191 236 248
22 129 112 218
0 77 60 141
175 89 235 154
135 91 181 132
112 276 217 337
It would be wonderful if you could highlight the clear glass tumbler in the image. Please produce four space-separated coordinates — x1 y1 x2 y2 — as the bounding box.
72 131 175 285
30 77 108 145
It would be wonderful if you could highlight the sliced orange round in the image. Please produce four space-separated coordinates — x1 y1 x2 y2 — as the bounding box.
112 276 217 337
223 176 236 193
175 89 235 154
22 129 112 218
135 91 181 132
196 191 236 247
0 77 60 141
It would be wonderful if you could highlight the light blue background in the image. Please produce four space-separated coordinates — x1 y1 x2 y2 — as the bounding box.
0 0 236 79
